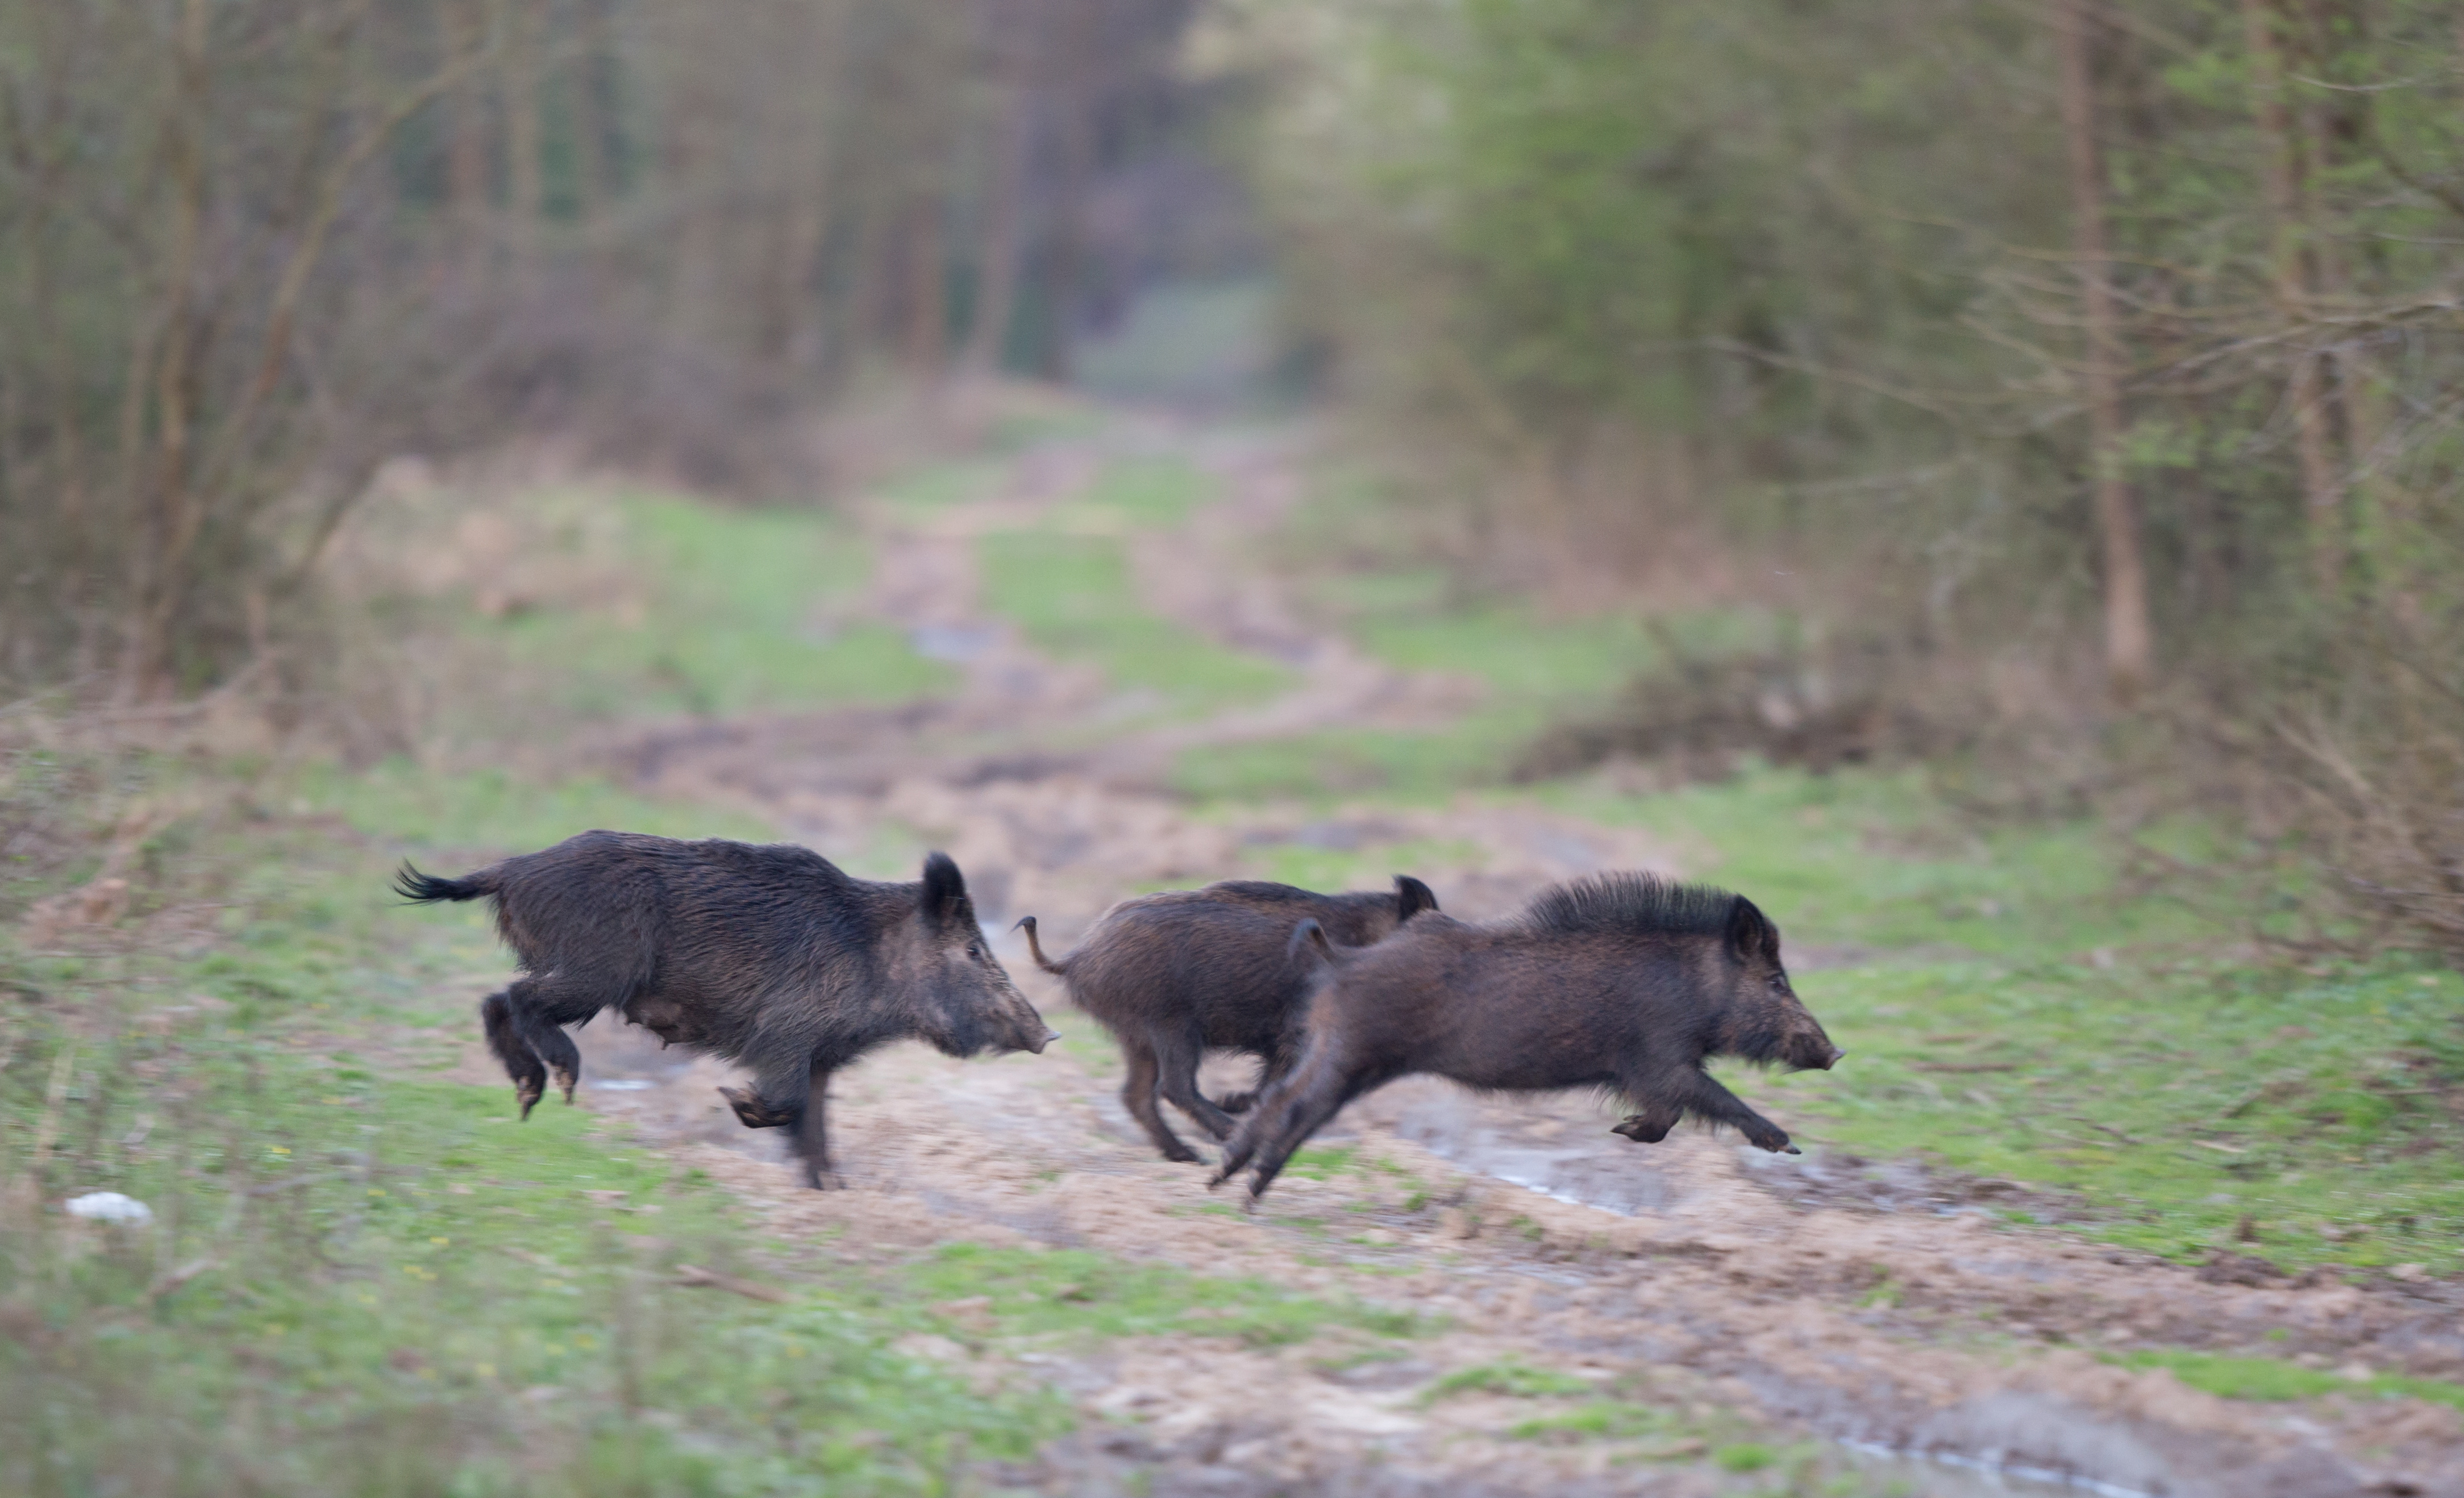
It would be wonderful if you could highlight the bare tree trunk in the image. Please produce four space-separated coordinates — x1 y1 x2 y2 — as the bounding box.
961 86 1031 379
123 0 215 703
444 0 492 227
1040 0 1099 382
498 0 546 262
757 195 830 369
571 0 617 221
2055 0 2152 698
663 74 721 342
2241 0 2345 600
904 199 949 377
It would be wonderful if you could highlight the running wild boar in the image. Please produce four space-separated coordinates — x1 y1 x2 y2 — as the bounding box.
1214 872 1841 1199
393 831 1054 1187
1015 876 1439 1163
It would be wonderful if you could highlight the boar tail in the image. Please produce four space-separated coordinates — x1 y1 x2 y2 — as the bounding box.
1013 916 1069 975
1285 918 1339 968
392 862 497 904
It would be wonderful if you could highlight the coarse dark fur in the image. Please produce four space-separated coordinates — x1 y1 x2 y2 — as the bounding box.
393 831 1055 1188
1014 876 1439 1164
1213 872 1842 1199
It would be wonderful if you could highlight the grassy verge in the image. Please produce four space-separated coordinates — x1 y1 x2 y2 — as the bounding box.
2109 1350 2464 1410
979 459 1295 717
477 490 951 718
0 750 1429 1496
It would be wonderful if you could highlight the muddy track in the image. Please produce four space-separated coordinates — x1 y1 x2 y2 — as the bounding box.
569 422 2458 1497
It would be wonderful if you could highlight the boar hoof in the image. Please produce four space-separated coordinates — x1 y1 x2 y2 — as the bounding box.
1216 1091 1258 1114
1612 1115 1672 1144
1783 1144 1802 1155
553 1068 578 1105
516 1081 544 1120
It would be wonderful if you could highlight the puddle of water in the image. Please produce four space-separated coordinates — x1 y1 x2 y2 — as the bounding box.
909 623 999 663
1840 1442 2151 1497
1374 1081 1681 1216
589 1079 655 1092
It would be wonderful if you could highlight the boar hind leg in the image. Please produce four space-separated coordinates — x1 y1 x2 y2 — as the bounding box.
481 990 550 1119
1610 1103 1681 1144
506 974 603 1108
718 1085 797 1129
1119 1038 1201 1164
1154 1029 1240 1143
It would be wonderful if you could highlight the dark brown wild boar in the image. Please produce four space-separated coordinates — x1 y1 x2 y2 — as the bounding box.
1214 872 1841 1199
1015 876 1439 1163
393 831 1054 1187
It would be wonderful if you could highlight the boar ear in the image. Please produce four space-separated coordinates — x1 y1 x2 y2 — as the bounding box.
920 851 971 927
1393 875 1439 921
1725 896 1780 964
1285 918 1339 968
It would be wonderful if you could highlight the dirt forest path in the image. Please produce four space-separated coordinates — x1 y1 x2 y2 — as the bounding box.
561 420 2452 1498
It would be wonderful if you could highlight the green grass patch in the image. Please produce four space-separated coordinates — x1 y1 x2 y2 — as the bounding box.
978 529 1292 715
472 488 952 719
1549 765 2194 961
1173 717 1541 803
294 759 774 855
1047 456 1213 532
1424 1360 1595 1401
870 457 1004 515
1356 607 1653 702
1238 838 1482 901
1281 1146 1359 1181
1506 1400 1675 1441
2112 1351 2464 1409
906 1242 1433 1349
1 1024 1063 1496
1713 1442 1778 1472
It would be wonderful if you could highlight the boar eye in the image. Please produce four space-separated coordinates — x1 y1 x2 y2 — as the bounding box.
965 942 985 961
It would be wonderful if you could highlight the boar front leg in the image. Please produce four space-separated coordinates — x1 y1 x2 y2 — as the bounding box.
730 1055 842 1187
1666 1067 1799 1154
792 1060 840 1189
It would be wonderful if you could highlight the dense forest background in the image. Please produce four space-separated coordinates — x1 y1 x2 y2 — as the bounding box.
1 0 2458 959
1228 0 2464 961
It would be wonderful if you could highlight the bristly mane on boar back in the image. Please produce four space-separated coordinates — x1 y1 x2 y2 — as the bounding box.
1214 871 1843 1200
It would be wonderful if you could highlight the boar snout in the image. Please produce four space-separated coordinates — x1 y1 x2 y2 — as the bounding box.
992 994 1058 1054
1783 1031 1843 1071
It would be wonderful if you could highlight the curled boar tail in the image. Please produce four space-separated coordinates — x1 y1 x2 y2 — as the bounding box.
1013 916 1069 975
392 862 497 904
